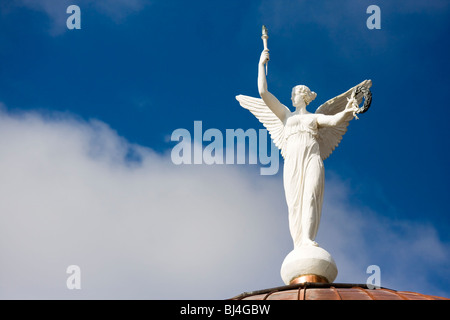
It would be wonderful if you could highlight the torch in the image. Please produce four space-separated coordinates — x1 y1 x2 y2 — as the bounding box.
262 25 268 75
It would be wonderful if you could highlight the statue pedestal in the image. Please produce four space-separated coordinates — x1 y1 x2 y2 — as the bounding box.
280 246 338 285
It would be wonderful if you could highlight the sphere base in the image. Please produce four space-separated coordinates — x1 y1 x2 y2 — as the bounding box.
280 246 338 285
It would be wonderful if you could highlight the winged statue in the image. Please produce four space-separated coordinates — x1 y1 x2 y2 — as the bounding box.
236 48 372 251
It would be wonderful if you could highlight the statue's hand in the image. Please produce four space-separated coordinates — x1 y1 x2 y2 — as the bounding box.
346 97 358 112
346 97 359 119
259 50 270 66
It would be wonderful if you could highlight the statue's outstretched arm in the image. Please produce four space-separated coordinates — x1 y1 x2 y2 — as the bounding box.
317 97 358 127
258 50 289 123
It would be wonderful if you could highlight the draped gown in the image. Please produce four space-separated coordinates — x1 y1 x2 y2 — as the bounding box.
283 113 324 248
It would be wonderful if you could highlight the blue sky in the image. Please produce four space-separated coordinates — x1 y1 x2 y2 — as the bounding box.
0 0 449 299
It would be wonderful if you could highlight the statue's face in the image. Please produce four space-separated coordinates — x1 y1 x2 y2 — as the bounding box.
292 87 306 107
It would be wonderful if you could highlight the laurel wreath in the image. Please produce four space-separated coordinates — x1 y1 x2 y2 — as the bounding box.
354 86 372 114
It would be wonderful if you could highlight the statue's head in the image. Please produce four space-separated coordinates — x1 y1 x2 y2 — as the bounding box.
291 85 317 107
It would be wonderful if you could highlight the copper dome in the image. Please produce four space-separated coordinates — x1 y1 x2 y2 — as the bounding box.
231 282 449 300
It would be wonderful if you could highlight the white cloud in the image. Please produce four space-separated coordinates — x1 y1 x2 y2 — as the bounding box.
0 108 448 299
0 108 288 299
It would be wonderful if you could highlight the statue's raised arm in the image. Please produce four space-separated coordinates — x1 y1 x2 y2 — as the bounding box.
257 50 290 123
235 49 291 158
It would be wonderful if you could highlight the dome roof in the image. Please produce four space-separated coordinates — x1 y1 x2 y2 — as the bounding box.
231 282 449 300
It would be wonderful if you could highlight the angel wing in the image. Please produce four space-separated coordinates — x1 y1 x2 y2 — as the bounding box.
236 95 290 158
315 79 372 160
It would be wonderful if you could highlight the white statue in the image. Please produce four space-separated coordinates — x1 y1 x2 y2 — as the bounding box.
236 27 372 284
